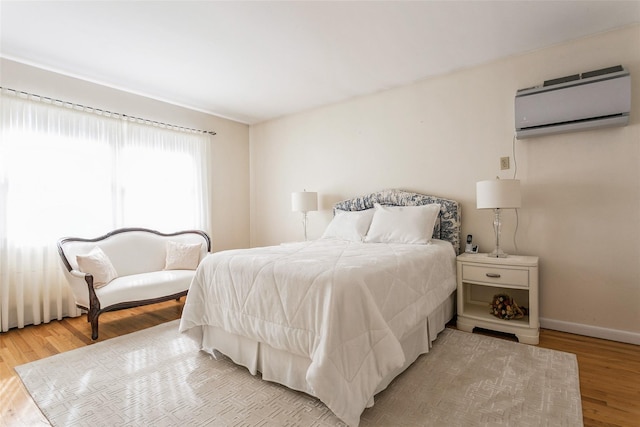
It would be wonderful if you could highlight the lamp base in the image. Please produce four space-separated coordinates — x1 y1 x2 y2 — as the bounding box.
489 208 508 258
301 212 308 241
488 248 508 258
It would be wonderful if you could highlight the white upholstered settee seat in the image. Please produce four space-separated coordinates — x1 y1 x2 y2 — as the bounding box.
90 270 196 308
58 227 211 339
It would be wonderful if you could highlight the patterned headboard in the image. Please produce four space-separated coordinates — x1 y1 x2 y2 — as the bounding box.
333 189 461 254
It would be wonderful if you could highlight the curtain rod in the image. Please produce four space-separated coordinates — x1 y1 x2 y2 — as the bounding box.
0 86 217 136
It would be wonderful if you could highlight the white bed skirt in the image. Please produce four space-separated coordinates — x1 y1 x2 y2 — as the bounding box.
192 292 455 407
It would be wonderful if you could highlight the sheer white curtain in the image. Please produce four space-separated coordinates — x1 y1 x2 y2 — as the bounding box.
0 92 211 332
117 122 210 230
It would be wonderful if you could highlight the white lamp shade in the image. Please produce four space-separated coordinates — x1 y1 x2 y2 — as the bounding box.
476 179 521 209
291 191 318 212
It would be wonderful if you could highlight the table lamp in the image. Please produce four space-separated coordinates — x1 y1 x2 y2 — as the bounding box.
476 179 521 258
291 190 318 241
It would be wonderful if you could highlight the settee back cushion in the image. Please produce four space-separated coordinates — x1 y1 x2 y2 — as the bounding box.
62 230 209 277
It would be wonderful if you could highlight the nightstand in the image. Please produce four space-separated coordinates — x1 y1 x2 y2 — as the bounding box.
456 253 539 344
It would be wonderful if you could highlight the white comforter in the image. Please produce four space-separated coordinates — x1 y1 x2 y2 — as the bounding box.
179 238 456 426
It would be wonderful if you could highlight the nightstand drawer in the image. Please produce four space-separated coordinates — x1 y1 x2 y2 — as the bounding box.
462 264 529 288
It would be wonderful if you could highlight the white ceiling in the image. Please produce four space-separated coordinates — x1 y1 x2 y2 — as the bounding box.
1 1 639 124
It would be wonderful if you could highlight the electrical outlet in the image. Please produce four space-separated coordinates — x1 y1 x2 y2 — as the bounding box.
500 156 510 170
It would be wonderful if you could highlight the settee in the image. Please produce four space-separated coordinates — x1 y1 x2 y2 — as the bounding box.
57 227 211 339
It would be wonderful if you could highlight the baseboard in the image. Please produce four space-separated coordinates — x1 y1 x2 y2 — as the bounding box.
540 318 640 345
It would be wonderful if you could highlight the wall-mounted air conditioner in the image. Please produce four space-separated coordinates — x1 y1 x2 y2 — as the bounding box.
515 65 631 139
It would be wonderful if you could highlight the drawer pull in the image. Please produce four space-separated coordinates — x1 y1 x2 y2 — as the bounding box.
486 273 501 278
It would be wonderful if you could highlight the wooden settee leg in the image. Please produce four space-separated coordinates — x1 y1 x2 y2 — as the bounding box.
89 310 100 340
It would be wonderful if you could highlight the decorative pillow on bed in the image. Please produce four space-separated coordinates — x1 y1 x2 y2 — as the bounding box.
321 209 375 242
76 246 118 289
164 241 201 270
364 203 441 244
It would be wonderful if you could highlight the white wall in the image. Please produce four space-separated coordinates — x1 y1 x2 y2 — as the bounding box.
1 58 251 252
250 25 640 344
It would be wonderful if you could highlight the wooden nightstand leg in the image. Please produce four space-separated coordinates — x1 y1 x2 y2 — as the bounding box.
515 330 539 345
456 317 475 333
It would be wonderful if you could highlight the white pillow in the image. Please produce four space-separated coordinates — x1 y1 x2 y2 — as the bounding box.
364 203 441 244
164 241 202 270
321 209 375 242
76 246 118 289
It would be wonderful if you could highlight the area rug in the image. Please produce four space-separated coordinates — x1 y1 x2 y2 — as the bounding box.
16 320 583 426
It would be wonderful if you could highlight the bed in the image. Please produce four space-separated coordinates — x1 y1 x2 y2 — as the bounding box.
179 189 461 426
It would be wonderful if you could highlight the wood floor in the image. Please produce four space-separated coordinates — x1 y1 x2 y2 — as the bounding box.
1 301 639 426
